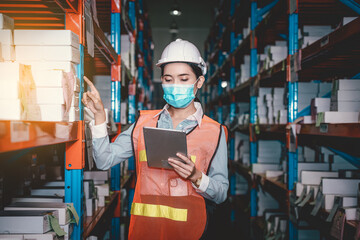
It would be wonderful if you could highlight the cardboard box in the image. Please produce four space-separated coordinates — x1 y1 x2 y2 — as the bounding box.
322 112 359 124
14 30 79 48
297 163 329 182
85 198 95 217
27 104 68 122
84 171 108 181
0 100 21 120
95 184 109 197
4 202 71 225
0 29 13 45
337 101 360 112
0 210 56 234
31 187 65 197
333 79 360 91
20 61 77 73
322 178 360 196
335 90 360 102
1 44 15 61
300 171 338 185
12 196 63 204
0 13 14 30
36 88 79 105
252 163 281 174
16 46 80 63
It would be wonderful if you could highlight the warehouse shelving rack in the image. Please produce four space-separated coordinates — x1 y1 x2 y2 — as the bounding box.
0 0 153 239
204 0 360 239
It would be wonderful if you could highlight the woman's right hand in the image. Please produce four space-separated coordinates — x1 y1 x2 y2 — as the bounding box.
82 76 106 125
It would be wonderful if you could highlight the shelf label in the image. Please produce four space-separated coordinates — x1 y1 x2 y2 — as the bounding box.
320 123 328 133
320 35 329 47
10 122 30 143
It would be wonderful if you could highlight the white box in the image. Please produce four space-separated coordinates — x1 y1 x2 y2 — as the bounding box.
337 101 360 112
1 44 15 61
314 98 330 107
14 30 79 48
69 107 80 122
300 171 338 185
322 178 360 196
16 46 80 64
0 62 30 84
0 100 21 120
0 29 13 45
265 170 284 178
303 115 314 124
297 163 329 182
36 88 78 105
322 112 359 124
0 210 56 234
29 104 67 122
32 69 64 87
85 198 95 217
324 195 357 211
344 207 357 220
336 90 360 101
98 196 105 207
334 79 360 91
4 202 71 225
31 188 65 197
84 171 108 181
21 61 77 73
0 14 14 30
95 184 109 197
12 197 63 204
252 163 281 174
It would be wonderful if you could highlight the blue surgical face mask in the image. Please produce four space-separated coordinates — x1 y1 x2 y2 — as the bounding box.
162 80 199 109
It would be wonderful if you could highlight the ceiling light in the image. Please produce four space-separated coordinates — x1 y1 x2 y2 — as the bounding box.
169 1 182 16
221 81 228 88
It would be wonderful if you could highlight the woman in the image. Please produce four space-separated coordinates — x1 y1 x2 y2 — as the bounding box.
83 39 229 240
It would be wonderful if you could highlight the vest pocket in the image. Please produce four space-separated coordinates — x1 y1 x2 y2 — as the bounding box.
169 177 188 196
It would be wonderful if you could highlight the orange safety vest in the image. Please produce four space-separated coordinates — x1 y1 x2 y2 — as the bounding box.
129 110 226 240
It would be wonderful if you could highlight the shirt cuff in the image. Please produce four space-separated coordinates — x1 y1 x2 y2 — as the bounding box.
192 172 209 193
89 120 108 138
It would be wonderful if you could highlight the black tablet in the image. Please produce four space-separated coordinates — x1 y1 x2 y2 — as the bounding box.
143 127 187 169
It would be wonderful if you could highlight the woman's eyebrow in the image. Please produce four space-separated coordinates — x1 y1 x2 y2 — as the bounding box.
177 73 190 77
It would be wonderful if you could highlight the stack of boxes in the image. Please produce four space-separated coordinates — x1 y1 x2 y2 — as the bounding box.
298 25 333 49
263 87 286 124
306 79 360 124
84 171 110 210
252 140 283 178
263 41 287 69
234 132 250 165
239 55 250 84
14 30 80 122
0 14 81 122
257 88 272 124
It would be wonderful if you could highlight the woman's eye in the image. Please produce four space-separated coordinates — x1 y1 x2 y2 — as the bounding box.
164 79 172 82
181 79 189 82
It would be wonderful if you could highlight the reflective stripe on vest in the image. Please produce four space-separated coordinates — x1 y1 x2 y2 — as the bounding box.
129 109 223 240
131 202 188 222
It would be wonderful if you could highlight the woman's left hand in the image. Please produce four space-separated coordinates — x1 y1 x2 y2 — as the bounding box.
168 153 202 183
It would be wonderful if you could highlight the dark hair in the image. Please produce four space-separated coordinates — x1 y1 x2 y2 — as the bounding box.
160 62 203 79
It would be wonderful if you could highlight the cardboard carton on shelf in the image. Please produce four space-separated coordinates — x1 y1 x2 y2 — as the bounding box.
4 202 73 225
14 30 79 48
0 13 14 30
324 194 357 211
319 111 359 124
0 44 15 61
16 45 80 64
0 210 57 234
20 61 77 73
0 29 13 45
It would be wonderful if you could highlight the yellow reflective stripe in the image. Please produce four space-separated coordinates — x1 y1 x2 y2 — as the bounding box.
139 150 147 162
190 155 196 163
131 202 187 222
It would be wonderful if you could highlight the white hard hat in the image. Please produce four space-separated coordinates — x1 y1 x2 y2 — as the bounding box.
156 39 207 75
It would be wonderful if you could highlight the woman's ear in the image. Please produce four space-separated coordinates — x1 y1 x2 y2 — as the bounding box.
196 76 205 89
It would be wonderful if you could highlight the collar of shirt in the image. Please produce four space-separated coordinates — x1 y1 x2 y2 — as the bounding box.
154 102 203 127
